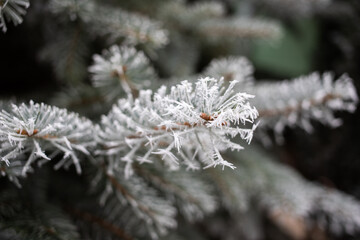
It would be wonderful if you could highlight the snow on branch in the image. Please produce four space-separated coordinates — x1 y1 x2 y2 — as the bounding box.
97 77 258 177
247 72 358 142
0 101 95 177
0 0 30 32
89 45 157 101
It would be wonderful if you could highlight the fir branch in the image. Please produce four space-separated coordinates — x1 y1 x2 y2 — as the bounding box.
0 0 29 32
89 45 157 101
0 101 95 177
134 164 217 221
203 56 254 85
233 146 360 235
0 191 80 240
159 1 225 29
198 17 282 41
96 159 177 239
48 0 168 49
246 72 358 142
66 207 133 240
97 77 258 177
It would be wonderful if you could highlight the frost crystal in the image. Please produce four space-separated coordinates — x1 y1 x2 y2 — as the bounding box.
98 77 258 177
204 56 254 85
89 45 156 100
0 0 30 32
0 101 95 175
247 72 358 143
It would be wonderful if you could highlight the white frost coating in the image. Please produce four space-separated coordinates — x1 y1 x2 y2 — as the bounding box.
89 45 156 101
160 1 225 28
247 72 358 143
204 56 255 85
97 77 258 177
0 101 95 175
199 17 282 41
48 0 169 48
0 0 30 32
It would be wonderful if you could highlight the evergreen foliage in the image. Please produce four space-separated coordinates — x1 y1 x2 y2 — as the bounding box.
1 0 360 239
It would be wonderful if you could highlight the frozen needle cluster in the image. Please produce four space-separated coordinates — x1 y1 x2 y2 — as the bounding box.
0 101 95 179
97 77 258 177
0 0 29 32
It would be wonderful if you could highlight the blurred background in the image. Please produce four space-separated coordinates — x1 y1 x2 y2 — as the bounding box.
1 0 360 239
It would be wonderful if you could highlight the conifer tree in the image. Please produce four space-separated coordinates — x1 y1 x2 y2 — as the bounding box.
1 0 360 239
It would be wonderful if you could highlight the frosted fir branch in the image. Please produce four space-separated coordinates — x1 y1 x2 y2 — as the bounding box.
134 164 217 221
203 56 255 85
48 0 95 22
0 189 80 240
247 72 358 143
48 0 168 49
97 77 258 177
91 6 169 49
198 17 282 41
258 156 360 236
312 187 360 235
159 0 225 28
89 45 157 100
96 157 177 239
0 152 28 187
67 207 134 240
0 0 29 32
0 101 95 176
217 146 360 236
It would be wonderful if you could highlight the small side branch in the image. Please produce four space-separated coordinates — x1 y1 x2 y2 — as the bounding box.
66 207 134 240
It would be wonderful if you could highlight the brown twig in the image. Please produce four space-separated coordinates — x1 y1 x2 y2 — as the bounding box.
112 66 139 98
16 129 77 143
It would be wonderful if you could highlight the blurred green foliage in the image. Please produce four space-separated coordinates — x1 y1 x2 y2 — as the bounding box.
251 19 319 78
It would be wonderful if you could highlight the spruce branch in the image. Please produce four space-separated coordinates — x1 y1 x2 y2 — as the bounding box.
134 164 217 221
243 147 360 236
198 17 282 42
48 0 168 49
0 0 29 32
95 158 177 239
246 72 358 142
159 1 225 29
97 77 258 177
203 56 255 85
89 45 157 100
0 101 95 177
0 190 80 240
92 6 169 49
66 207 134 240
